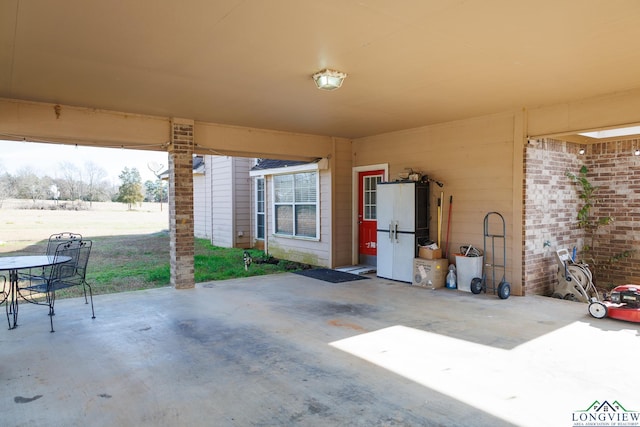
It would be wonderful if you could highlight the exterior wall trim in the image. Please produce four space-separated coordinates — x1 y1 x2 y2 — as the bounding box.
351 163 389 265
249 159 326 177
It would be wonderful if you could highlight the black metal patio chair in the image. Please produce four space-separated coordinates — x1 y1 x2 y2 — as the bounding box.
19 232 83 282
0 275 7 306
1 275 8 329
45 232 82 255
19 239 95 332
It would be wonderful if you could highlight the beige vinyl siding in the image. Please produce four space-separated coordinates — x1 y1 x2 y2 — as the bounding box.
266 167 331 267
331 138 353 267
193 171 210 239
233 157 252 249
353 112 522 294
192 155 252 247
209 156 234 247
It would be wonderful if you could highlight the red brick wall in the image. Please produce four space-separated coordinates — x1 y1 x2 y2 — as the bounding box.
523 139 584 295
524 138 640 295
586 140 640 286
169 120 195 289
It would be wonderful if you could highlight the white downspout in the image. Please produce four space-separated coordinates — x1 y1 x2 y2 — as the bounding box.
264 176 269 256
231 157 236 247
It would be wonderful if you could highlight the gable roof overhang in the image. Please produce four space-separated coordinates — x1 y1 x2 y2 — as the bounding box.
249 158 328 177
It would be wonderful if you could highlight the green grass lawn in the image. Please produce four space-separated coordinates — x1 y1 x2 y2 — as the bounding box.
1 202 305 300
24 232 302 299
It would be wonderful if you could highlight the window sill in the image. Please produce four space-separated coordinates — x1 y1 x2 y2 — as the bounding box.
272 233 320 242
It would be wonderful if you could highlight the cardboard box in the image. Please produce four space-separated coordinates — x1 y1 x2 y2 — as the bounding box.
419 246 442 259
412 258 448 289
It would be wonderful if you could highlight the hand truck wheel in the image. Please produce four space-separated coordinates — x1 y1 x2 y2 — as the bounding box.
470 277 483 294
497 281 511 299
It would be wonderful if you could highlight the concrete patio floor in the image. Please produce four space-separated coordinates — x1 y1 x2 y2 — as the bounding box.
1 272 639 427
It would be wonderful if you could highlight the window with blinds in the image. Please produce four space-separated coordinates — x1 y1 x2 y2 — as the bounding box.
256 178 265 239
273 172 318 238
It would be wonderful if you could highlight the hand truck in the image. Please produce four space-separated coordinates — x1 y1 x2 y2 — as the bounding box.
470 212 511 299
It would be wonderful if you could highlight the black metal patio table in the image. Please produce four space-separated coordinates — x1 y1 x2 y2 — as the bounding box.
0 255 71 329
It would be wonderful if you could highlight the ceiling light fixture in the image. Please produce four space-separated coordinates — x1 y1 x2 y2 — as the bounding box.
312 68 347 91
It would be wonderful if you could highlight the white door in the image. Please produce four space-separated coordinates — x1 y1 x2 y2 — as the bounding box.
376 184 394 229
394 231 415 282
394 183 416 233
376 229 393 279
376 184 394 279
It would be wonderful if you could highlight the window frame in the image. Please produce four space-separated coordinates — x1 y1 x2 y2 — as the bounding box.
271 171 320 240
255 177 265 240
362 174 383 221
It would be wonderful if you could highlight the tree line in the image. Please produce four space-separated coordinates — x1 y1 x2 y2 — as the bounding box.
0 161 167 208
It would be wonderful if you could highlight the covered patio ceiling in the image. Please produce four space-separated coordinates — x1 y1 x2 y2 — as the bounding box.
2 0 640 140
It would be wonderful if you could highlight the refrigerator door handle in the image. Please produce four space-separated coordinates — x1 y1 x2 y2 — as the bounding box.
394 222 399 242
389 222 394 241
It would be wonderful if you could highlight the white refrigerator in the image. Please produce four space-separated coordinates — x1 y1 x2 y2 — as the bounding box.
376 181 429 282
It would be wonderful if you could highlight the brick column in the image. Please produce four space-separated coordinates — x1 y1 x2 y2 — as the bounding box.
169 118 195 289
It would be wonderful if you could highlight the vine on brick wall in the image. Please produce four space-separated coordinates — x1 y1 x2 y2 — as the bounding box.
566 165 633 287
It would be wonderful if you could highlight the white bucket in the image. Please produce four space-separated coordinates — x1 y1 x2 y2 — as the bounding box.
455 254 483 292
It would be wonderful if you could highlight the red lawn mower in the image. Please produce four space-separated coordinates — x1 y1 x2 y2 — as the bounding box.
588 284 640 323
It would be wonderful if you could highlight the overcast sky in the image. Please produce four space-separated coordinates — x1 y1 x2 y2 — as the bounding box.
0 140 169 183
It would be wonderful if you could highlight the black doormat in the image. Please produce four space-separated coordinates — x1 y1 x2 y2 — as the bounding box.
294 268 370 283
